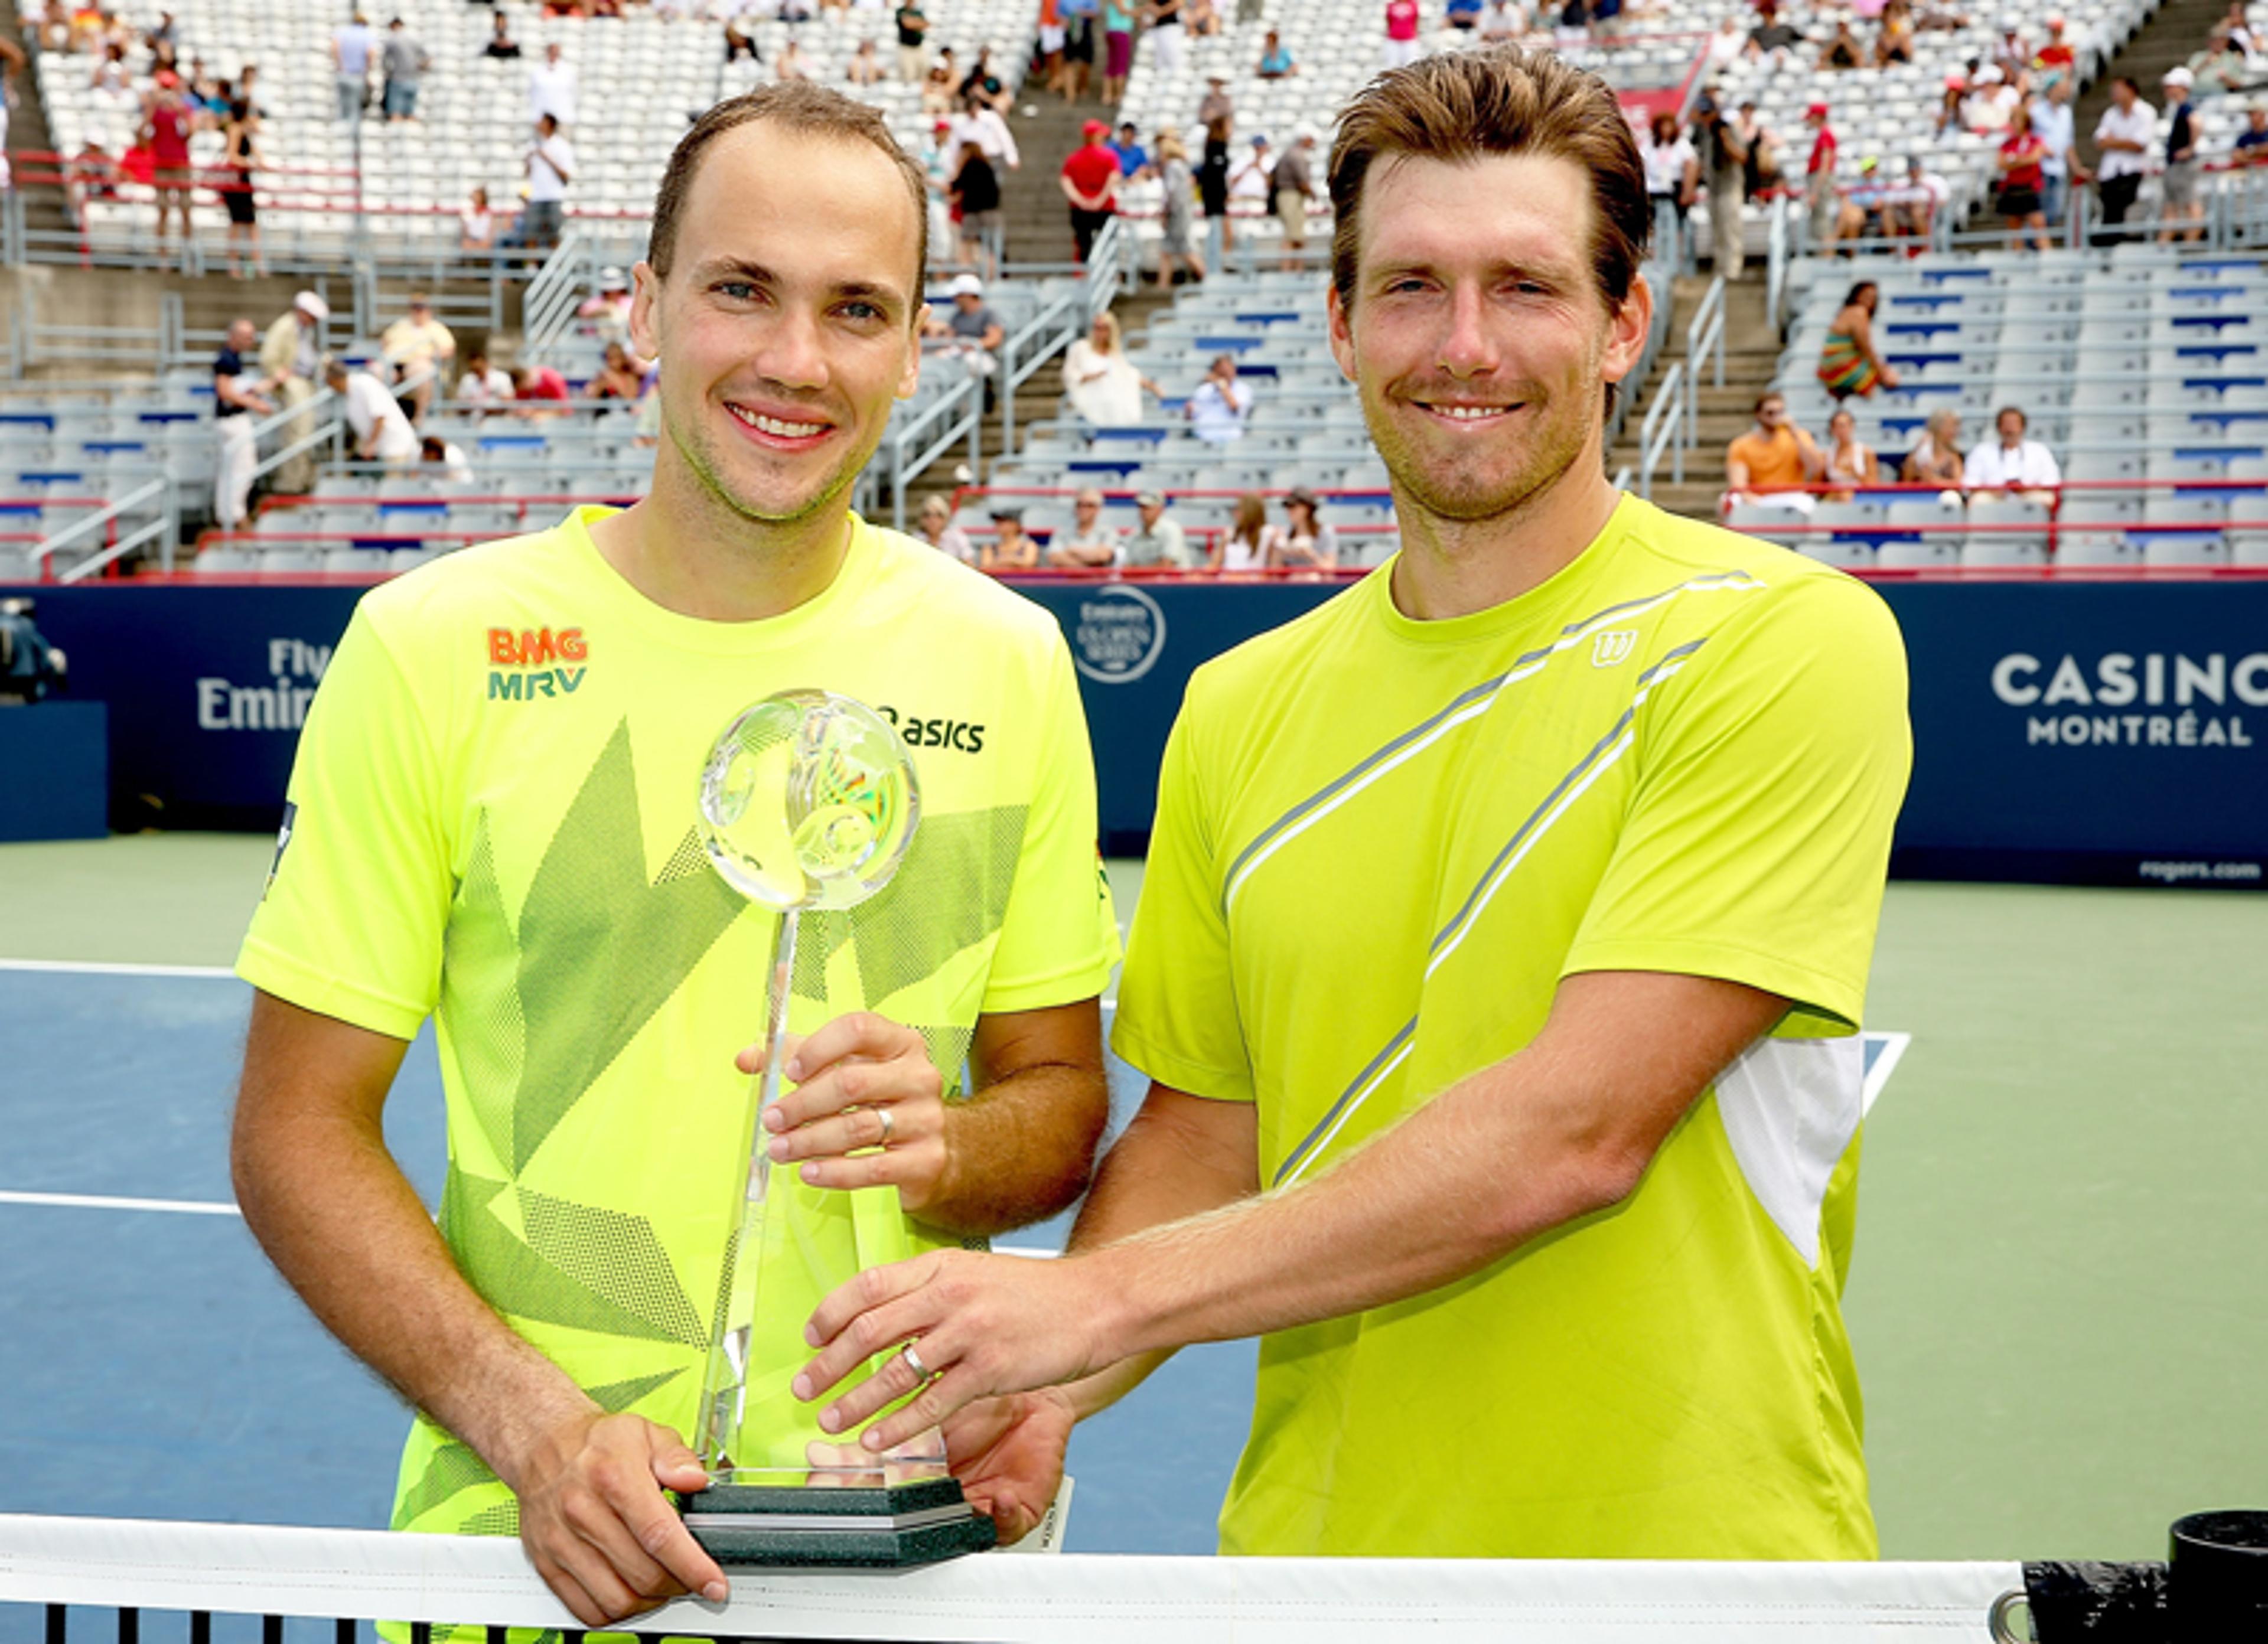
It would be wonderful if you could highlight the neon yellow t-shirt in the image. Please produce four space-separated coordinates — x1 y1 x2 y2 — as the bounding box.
1112 494 1911 1560
239 507 1119 1537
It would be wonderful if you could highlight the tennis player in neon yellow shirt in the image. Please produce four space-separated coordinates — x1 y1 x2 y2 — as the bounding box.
230 86 1116 1628
800 48 1912 1561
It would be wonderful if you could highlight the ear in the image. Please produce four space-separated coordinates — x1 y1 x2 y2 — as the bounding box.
899 304 930 402
1326 281 1357 383
1600 269 1654 391
628 260 661 363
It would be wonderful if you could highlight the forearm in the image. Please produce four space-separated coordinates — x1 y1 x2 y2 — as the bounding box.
923 1043 1107 1237
233 1100 596 1493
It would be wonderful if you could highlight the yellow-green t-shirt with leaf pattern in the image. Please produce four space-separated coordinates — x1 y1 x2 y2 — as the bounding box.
238 506 1119 1537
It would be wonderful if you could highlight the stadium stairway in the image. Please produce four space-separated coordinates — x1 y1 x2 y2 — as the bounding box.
1001 90 1103 267
1 7 76 252
2075 0 2225 142
1605 273 1781 521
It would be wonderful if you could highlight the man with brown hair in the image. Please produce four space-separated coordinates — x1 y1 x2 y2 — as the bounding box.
799 47 1911 1561
230 81 1119 1625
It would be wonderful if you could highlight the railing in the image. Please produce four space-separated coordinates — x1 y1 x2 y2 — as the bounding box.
39 477 177 580
1682 275 1726 454
522 234 598 365
863 377 984 532
1637 359 1686 498
1766 195 1792 334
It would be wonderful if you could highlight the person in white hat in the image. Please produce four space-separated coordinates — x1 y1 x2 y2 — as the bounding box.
2159 67 2202 242
258 290 329 494
1964 63 2018 132
576 265 636 347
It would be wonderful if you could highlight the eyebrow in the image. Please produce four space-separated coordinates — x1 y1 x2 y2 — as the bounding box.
1366 256 1579 289
687 256 908 314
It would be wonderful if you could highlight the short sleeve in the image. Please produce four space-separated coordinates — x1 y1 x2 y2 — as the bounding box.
1561 575 1912 1035
236 606 453 1040
980 635 1122 1013
1109 683 1254 1102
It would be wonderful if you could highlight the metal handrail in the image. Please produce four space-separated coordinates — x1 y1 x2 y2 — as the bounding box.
1683 275 1726 451
38 477 172 579
1637 360 1686 499
998 285 1086 455
523 234 595 363
1766 196 1791 335
869 375 984 531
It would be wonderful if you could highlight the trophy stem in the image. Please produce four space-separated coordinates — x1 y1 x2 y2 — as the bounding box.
692 905 803 1475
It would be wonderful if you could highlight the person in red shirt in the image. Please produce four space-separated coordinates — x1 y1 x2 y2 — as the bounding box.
2031 13 2075 90
1995 93 2052 250
509 363 572 419
1060 117 1119 264
142 71 197 272
1382 0 1421 68
1802 101 1839 252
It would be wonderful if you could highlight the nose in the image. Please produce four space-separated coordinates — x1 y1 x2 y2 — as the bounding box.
752 304 830 393
1436 282 1500 380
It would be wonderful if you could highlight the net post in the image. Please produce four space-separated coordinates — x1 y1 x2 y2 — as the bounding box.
190 1614 211 1644
116 1610 138 1644
45 1603 66 1644
262 1615 283 1644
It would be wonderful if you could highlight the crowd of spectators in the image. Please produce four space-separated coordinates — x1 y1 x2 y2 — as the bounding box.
913 484 1340 572
1724 388 2067 513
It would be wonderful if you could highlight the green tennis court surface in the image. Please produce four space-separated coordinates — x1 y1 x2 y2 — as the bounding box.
2 836 2263 1561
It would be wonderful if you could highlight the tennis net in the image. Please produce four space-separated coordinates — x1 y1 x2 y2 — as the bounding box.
0 1512 2044 1643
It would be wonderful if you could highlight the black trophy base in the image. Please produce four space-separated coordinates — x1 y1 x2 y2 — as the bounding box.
679 1476 997 1568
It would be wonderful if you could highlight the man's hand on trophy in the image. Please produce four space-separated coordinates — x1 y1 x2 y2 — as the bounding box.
735 1012 953 1212
944 1390 1077 1547
507 1409 728 1626
794 1249 1119 1454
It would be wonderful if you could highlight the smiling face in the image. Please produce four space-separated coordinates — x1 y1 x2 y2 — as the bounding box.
1327 151 1645 527
628 120 922 531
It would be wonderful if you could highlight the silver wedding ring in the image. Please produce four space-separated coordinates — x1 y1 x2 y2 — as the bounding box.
902 1340 929 1379
876 1105 895 1147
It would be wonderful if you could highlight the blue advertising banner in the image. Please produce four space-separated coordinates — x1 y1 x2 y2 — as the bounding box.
4 575 2264 888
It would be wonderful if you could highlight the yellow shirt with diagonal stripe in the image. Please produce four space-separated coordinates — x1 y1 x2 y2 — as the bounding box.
1111 494 1911 1560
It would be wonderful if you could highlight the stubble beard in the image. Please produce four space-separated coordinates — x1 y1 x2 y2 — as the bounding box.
1361 373 1596 528
664 392 871 531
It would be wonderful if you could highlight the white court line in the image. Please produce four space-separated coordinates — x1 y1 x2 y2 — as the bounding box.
1862 1031 1912 1118
0 958 237 980
0 1189 241 1216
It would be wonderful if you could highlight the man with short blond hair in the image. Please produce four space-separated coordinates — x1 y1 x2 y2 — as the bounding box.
799 46 1911 1564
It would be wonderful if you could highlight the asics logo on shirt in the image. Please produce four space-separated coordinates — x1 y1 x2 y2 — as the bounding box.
876 703 986 753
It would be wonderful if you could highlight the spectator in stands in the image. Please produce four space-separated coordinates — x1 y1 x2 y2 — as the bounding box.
1691 96 1747 280
1964 64 2018 132
142 71 195 273
1963 406 2058 504
1816 282 1898 400
950 87 1020 171
1122 490 1191 568
1273 488 1338 571
1144 0 1187 79
2033 78 2075 228
1154 126 1203 287
2191 29 2256 99
1819 19 1863 70
1801 102 1840 252
1037 0 1067 93
1060 0 1096 102
950 139 1003 278
381 293 455 422
1641 112 1697 272
1381 0 1422 70
238 61 267 125
380 17 429 122
65 141 121 223
915 494 977 563
527 41 578 126
460 185 496 256
219 94 264 278
777 37 813 82
1746 0 1801 62
1736 102 1785 197
2031 12 2074 87
333 11 375 123
723 13 760 64
1063 311 1161 424
2227 0 2260 56
327 358 419 468
1110 120 1152 178
1273 126 1320 270
1900 409 1964 487
1482 0 1527 41
1886 154 1948 239
590 341 646 406
926 273 1005 387
257 295 324 496
1873 0 1915 66
1212 491 1279 571
1100 0 1136 105
419 433 472 485
516 113 575 253
2090 76 2153 244
2159 68 2204 243
1931 73 1968 138
1725 391 1825 511
982 504 1038 570
509 361 573 417
895 1 930 83
1062 118 1121 265
483 10 522 60
1994 96 2053 251
578 267 636 344
457 350 514 415
1048 487 1121 567
212 318 274 531
923 48 959 113
90 38 129 98
1821 408 1879 501
1230 132 1274 222
1189 0 1221 38
1187 353 1249 443
846 38 886 86
1989 18 2028 81
2237 102 2268 165
1256 29 1295 77
1200 94 1234 269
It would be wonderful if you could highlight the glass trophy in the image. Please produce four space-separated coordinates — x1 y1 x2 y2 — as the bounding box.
680 689 995 1567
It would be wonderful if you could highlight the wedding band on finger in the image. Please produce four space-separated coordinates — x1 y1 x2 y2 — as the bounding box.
902 1340 930 1379
876 1105 895 1147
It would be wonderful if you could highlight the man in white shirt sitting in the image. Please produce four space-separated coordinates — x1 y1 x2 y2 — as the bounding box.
1187 353 1249 443
1963 405 2060 505
325 358 419 467
1122 490 1192 568
1046 485 1121 567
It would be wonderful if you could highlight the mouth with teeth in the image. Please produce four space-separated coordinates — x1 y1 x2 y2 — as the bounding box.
1415 401 1523 426
725 399 836 451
